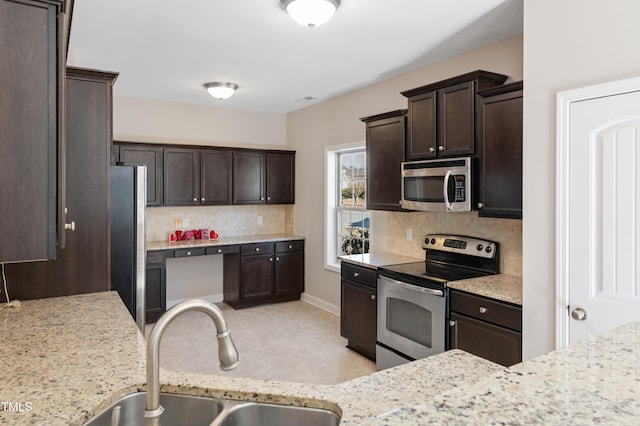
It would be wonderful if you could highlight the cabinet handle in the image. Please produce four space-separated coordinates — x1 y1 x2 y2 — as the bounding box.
429 147 435 153
353 272 359 278
438 145 444 151
64 221 76 232
449 320 458 348
479 307 487 314
255 247 260 252
371 294 376 301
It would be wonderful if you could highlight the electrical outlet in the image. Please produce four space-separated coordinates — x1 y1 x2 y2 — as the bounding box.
257 216 263 227
183 218 190 228
175 218 183 229
406 228 412 241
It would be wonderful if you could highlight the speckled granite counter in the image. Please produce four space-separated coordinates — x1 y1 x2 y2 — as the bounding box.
340 252 423 270
0 292 501 425
147 233 304 252
448 274 522 305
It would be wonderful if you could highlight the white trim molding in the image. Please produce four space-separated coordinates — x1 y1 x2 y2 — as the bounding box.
301 292 340 316
556 75 640 349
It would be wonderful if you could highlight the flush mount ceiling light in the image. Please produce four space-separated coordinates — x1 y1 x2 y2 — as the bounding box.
204 82 238 100
280 0 341 29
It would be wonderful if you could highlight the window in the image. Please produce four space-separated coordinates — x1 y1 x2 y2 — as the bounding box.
325 143 371 271
337 150 370 257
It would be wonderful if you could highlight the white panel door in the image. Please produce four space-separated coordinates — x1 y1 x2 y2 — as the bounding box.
563 87 640 345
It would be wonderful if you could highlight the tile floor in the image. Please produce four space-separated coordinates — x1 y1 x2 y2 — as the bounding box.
145 300 377 385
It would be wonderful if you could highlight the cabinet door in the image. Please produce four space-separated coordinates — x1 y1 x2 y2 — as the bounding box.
240 254 274 300
118 144 164 206
340 279 377 360
406 91 437 160
449 312 522 367
477 84 523 219
274 251 304 296
145 262 166 323
0 0 62 262
201 149 232 205
233 151 265 204
437 81 475 157
266 152 295 204
4 68 116 299
366 115 405 211
164 148 199 206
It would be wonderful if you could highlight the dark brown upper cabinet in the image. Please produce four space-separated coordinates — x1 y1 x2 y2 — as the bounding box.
266 151 296 204
163 147 200 206
233 151 265 204
116 143 164 206
361 110 407 211
476 81 523 219
401 70 508 161
201 148 233 205
0 0 70 262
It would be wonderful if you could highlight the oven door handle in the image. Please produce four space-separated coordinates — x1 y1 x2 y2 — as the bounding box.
443 170 454 211
380 276 444 297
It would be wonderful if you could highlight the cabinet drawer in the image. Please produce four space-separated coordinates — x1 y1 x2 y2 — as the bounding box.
275 240 304 253
206 245 239 255
340 262 377 288
174 248 206 258
147 251 168 263
449 290 521 332
241 242 274 256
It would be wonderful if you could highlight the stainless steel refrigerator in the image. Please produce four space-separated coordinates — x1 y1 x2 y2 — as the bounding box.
110 165 147 331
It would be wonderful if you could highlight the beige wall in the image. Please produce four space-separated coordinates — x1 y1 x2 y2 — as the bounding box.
287 35 523 309
523 0 640 359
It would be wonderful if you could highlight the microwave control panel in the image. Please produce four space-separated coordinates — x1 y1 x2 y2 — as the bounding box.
452 175 465 201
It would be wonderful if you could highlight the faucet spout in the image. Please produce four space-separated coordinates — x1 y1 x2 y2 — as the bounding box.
144 299 240 421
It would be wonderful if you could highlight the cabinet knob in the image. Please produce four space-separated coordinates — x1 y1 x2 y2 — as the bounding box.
217 249 222 253
449 320 457 327
276 257 280 261
370 294 376 300
438 145 444 151
187 251 191 256
193 197 197 202
288 245 293 249
270 257 273 262
267 196 271 201
477 202 484 209
255 247 260 252
65 221 76 231
201 197 205 202
479 307 487 314
353 272 359 278
260 197 265 201
429 147 435 153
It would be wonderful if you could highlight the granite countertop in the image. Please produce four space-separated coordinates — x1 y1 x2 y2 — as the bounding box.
0 292 501 425
147 233 305 251
2 292 639 425
340 252 423 270
448 274 522 305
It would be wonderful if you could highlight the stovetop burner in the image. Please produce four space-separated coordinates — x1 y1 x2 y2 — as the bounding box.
378 234 500 289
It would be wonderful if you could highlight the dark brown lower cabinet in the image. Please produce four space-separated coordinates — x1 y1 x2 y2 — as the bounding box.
449 289 522 367
224 240 304 309
145 252 167 323
340 262 377 361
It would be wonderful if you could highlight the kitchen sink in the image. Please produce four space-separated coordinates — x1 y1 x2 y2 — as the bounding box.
84 392 340 425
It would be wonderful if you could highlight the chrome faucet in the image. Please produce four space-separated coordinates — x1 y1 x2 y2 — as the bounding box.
144 299 240 422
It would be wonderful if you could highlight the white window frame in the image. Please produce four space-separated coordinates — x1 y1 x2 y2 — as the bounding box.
324 141 368 272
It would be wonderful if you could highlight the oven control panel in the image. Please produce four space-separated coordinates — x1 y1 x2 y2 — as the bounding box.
422 234 497 259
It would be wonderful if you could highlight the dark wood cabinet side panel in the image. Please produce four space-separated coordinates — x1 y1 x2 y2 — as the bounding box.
0 0 58 262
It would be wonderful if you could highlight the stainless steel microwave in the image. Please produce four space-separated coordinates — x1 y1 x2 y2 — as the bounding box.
400 157 472 212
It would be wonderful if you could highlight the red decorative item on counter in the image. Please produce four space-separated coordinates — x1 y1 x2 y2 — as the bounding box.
209 230 219 239
175 230 184 240
169 232 177 242
201 229 209 239
193 230 201 239
184 230 194 240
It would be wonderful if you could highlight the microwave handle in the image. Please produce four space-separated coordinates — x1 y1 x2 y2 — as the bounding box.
443 170 454 211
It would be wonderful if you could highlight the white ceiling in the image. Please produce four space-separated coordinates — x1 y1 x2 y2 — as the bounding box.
68 0 523 114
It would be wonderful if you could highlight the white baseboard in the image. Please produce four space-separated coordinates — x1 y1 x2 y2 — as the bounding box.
301 293 340 317
166 293 224 309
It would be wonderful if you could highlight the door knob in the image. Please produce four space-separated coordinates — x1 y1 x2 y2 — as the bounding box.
571 307 587 321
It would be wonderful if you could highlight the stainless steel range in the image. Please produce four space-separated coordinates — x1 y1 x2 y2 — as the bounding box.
376 234 499 370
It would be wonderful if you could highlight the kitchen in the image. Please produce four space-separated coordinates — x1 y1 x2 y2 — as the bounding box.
2 0 640 424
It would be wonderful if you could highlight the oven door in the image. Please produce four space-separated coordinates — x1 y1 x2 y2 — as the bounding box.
400 157 471 212
376 275 446 366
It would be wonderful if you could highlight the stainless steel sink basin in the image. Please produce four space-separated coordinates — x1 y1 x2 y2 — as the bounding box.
210 401 341 426
84 392 340 425
84 392 224 426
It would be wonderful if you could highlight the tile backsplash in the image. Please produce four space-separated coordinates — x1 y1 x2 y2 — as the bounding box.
146 205 294 242
386 211 522 276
